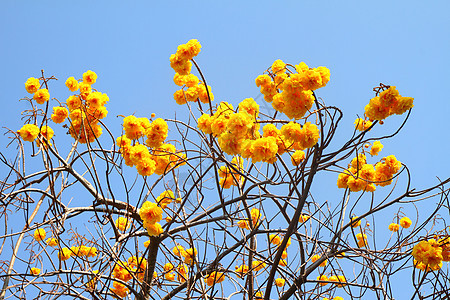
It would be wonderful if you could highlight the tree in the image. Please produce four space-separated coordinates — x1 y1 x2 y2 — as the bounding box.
1 39 449 300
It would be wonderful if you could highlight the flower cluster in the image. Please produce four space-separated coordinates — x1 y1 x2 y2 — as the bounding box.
17 124 54 147
170 40 214 105
337 150 401 192
238 208 262 230
25 77 49 104
311 254 327 267
356 232 368 248
117 116 185 176
70 245 98 258
365 86 414 121
110 257 150 297
255 60 330 119
218 156 243 188
412 239 444 271
205 271 226 286
65 71 108 143
316 274 347 288
139 201 163 237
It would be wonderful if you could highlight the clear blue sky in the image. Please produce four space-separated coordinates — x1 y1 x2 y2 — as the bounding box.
1 1 449 299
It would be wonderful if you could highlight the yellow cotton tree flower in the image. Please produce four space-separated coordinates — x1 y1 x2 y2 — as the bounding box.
33 89 50 104
144 222 163 236
299 214 310 223
115 217 131 232
370 141 383 156
269 234 281 245
205 271 225 286
30 268 41 275
65 77 79 92
291 150 306 166
17 124 40 142
275 277 285 287
183 247 197 264
33 228 46 241
317 275 328 286
354 118 372 131
25 77 40 94
412 240 443 270
399 217 412 228
252 260 266 271
311 254 327 267
250 208 261 226
388 223 400 232
351 216 361 228
139 201 163 224
46 237 58 247
58 247 72 261
51 106 69 124
110 281 129 298
36 126 54 147
235 264 249 278
83 70 97 85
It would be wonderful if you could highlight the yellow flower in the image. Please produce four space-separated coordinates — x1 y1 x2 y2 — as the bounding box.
235 264 249 278
205 271 225 286
399 217 412 228
177 264 189 282
65 77 79 92
110 281 129 298
136 156 156 176
33 89 50 104
17 124 40 142
238 220 250 230
317 275 328 286
354 118 372 131
25 77 40 94
370 141 383 156
116 217 131 232
269 234 281 245
83 70 97 85
51 107 69 124
311 254 327 267
79 82 92 100
291 150 305 166
46 237 58 247
252 260 266 271
165 272 175 281
299 214 310 223
36 126 54 147
139 201 163 224
275 277 285 287
156 190 174 209
250 208 261 226
30 268 41 275
34 228 46 241
173 245 186 257
183 247 197 264
388 223 400 232
145 118 169 148
58 247 72 261
412 240 443 269
144 222 163 236
351 216 361 228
